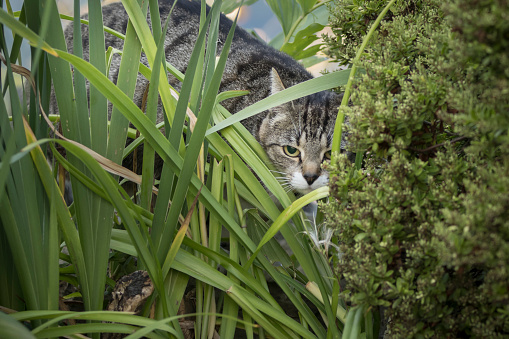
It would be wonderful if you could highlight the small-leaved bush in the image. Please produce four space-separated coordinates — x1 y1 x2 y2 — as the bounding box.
323 0 509 337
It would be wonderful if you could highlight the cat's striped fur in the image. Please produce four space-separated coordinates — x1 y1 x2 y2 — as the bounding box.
63 0 347 194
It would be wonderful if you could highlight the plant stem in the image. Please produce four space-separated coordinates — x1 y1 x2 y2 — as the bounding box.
331 0 397 160
281 0 331 49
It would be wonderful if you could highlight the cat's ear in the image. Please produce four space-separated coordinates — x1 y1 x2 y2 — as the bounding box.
271 68 286 95
268 68 293 120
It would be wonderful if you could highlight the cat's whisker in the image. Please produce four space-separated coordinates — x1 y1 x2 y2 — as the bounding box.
277 181 292 189
272 174 288 180
269 169 287 175
274 178 292 187
284 185 295 194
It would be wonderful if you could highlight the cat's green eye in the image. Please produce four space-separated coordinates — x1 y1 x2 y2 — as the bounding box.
283 146 300 157
324 150 331 160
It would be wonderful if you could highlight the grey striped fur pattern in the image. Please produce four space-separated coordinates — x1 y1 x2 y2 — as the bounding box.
64 0 345 194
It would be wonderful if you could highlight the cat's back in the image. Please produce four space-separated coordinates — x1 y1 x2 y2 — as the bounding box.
67 0 207 57
66 0 314 131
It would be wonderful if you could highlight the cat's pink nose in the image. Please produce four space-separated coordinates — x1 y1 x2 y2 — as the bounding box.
303 173 318 185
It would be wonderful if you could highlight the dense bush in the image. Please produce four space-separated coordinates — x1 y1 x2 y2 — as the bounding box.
323 0 509 337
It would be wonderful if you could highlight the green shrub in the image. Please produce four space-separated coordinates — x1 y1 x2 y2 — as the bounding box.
0 0 351 337
323 0 509 337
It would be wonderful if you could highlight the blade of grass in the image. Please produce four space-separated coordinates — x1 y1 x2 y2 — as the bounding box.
88 0 108 154
106 0 148 167
71 0 91 147
306 281 346 323
331 0 397 159
365 308 374 339
52 49 256 251
226 286 298 339
120 0 177 122
0 312 35 339
157 0 236 264
206 69 351 135
0 43 53 315
342 305 365 339
246 186 329 268
151 3 214 258
50 49 323 332
34 324 163 339
0 8 57 56
219 155 239 339
148 0 162 42
22 120 90 319
140 1 173 211
46 182 59 313
51 139 172 320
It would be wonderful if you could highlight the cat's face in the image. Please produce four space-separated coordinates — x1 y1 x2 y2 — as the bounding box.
259 72 342 195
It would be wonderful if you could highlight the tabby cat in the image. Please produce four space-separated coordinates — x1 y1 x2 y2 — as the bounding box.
63 0 347 195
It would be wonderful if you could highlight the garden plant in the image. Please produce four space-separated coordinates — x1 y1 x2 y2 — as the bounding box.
324 0 509 337
0 0 356 338
1 0 506 338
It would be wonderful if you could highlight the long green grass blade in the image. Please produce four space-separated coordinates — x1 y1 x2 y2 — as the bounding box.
226 286 297 339
206 69 351 135
88 0 108 154
158 0 235 264
331 0 396 159
51 139 171 320
53 49 254 254
342 305 365 339
34 324 164 339
246 186 329 267
151 2 214 256
106 0 147 167
120 0 176 122
0 312 35 339
0 8 56 56
85 0 118 319
140 0 170 210
71 0 91 147
28 311 176 336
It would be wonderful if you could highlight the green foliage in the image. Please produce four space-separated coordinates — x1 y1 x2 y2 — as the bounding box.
245 0 331 66
324 0 442 66
324 0 509 337
0 0 352 337
221 0 331 66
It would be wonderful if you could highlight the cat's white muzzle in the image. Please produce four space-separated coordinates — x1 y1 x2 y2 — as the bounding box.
292 173 329 195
